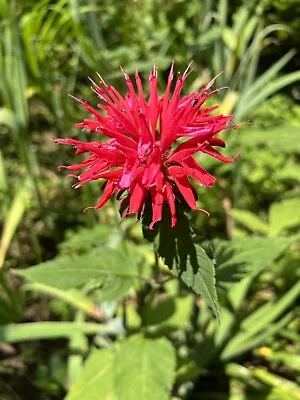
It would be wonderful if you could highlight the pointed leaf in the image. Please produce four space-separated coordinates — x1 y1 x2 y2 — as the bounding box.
179 245 219 321
154 205 219 320
66 349 115 400
14 248 136 300
269 198 300 236
116 335 176 400
66 335 176 400
231 209 269 235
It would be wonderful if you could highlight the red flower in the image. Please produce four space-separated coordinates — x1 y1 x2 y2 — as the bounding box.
55 63 238 229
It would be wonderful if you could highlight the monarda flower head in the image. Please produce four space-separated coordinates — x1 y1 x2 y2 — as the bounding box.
55 63 238 229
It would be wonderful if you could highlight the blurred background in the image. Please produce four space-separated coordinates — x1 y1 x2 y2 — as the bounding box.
0 0 300 399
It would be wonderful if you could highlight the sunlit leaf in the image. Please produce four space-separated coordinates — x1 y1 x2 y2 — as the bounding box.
148 205 219 320
14 248 137 300
269 198 300 236
66 349 115 400
115 335 176 400
66 335 176 400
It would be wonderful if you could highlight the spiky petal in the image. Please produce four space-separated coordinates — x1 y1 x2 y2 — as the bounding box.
55 64 238 228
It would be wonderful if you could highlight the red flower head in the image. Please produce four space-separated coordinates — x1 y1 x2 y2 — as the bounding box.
55 63 238 229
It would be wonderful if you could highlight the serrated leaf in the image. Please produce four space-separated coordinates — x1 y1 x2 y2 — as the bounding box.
179 245 219 320
217 236 291 272
269 198 300 236
153 205 219 320
14 248 137 300
205 236 292 290
66 335 176 400
97 271 133 301
115 335 176 400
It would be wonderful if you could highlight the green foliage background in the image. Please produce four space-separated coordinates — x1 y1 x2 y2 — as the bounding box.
0 0 300 399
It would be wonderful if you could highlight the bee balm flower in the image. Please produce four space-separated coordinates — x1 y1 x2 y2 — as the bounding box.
55 63 238 229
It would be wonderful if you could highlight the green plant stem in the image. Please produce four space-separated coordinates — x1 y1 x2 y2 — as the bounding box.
122 299 127 332
67 311 88 388
153 251 160 283
0 322 114 343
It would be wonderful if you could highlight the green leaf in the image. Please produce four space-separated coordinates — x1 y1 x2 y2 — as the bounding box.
66 335 176 400
276 162 300 182
179 245 219 321
241 280 300 336
115 335 176 400
222 313 294 361
240 70 300 118
142 295 176 326
152 205 219 320
269 198 300 236
231 209 269 235
221 279 300 360
252 368 300 400
159 295 193 331
208 236 291 289
23 283 103 320
261 350 300 373
238 49 296 107
59 225 118 256
0 107 18 131
205 236 293 313
238 125 300 153
65 349 115 400
217 236 291 271
0 180 31 268
14 248 137 300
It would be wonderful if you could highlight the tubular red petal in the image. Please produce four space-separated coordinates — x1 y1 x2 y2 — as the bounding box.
149 189 164 230
129 182 145 214
168 166 197 209
209 137 226 147
84 181 117 211
174 175 198 209
93 168 124 181
182 157 216 187
164 182 177 227
135 69 148 111
202 144 239 163
161 62 174 115
148 69 159 135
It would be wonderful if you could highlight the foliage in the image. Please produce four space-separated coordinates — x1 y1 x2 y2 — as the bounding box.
66 334 176 400
0 0 300 399
264 0 300 70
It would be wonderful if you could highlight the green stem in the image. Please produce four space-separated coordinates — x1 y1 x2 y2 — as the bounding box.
67 311 88 387
0 322 115 343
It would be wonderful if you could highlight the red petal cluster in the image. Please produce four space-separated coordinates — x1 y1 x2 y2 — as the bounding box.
55 63 238 229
